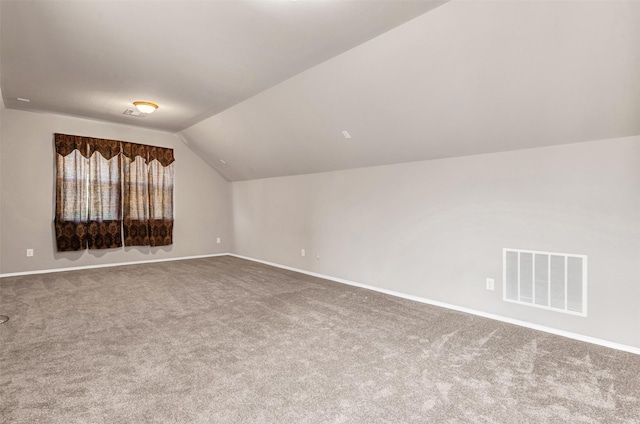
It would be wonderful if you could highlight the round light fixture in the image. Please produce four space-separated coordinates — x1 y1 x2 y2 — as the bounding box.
133 101 158 114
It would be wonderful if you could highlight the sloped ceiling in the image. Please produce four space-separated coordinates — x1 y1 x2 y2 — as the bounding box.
2 1 640 182
181 0 640 181
0 0 445 132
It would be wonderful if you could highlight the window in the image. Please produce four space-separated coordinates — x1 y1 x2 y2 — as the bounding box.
54 133 174 251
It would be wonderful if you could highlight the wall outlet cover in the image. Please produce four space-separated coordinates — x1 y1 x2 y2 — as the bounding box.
486 278 495 291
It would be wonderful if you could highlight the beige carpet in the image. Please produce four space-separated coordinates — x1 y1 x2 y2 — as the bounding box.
1 256 639 423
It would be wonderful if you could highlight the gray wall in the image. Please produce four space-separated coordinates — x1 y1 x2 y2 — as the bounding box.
0 107 232 274
3 104 639 349
232 136 640 348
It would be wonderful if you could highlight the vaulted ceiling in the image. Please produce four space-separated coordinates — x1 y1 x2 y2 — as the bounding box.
2 0 639 181
0 0 445 131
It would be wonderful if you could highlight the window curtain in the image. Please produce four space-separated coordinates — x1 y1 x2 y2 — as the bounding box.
122 142 150 246
55 134 173 251
55 134 123 251
147 146 174 246
122 143 174 247
55 134 90 251
87 138 122 249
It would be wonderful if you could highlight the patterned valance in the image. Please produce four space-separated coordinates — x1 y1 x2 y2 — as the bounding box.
121 141 175 166
55 133 122 160
148 145 175 167
56 133 176 165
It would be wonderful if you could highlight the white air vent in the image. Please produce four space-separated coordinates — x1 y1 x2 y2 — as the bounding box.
123 109 146 117
503 248 587 317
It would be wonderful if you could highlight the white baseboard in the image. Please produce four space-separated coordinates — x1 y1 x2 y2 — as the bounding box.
229 253 640 356
0 253 230 278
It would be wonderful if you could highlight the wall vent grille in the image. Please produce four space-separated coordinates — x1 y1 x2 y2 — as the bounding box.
503 248 587 317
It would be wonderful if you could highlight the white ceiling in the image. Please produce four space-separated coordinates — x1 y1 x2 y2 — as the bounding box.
0 0 445 132
2 0 639 182
181 0 640 181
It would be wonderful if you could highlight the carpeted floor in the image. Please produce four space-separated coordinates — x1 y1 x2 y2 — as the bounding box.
1 256 639 423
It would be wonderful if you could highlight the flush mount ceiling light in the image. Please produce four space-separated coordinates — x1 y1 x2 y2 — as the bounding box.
133 101 158 114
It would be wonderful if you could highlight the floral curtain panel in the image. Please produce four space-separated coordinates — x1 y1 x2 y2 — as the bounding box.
122 142 151 246
121 143 175 247
87 138 122 249
54 134 174 251
147 146 174 246
55 134 90 251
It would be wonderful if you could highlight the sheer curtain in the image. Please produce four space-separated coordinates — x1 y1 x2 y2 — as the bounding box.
55 134 174 251
122 142 150 246
54 134 89 251
122 143 174 247
55 134 123 250
148 146 174 246
87 138 122 249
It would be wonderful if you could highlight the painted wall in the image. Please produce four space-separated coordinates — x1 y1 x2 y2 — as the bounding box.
232 136 640 348
0 107 232 274
3 105 638 349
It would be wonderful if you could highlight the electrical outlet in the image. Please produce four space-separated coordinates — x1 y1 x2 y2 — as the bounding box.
26 249 34 257
316 253 320 260
216 237 221 244
301 249 305 257
486 278 495 291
